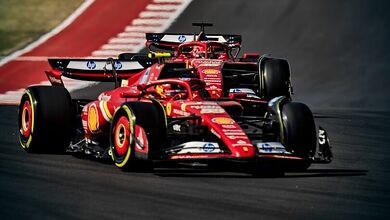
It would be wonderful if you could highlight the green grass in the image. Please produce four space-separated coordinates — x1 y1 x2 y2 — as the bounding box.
0 0 83 56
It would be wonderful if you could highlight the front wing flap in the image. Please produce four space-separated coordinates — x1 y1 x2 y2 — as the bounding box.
311 126 333 163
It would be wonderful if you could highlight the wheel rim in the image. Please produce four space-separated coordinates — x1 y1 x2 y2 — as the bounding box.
114 116 130 157
21 100 32 138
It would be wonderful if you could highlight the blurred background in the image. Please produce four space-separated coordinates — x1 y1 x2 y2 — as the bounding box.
2 0 389 110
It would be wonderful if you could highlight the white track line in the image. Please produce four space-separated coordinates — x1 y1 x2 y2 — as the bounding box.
101 44 141 50
0 0 193 104
132 18 166 25
146 4 180 11
108 38 145 44
93 0 192 58
117 32 145 37
139 11 170 18
92 50 134 56
124 26 157 32
14 56 106 61
153 0 182 3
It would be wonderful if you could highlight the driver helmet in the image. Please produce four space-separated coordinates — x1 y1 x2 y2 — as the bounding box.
191 46 205 58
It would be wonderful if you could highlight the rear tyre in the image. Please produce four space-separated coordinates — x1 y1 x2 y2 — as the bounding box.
262 58 291 99
18 86 74 153
281 102 316 170
110 101 166 170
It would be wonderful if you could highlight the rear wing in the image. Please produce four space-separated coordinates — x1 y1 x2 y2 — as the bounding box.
46 58 151 83
146 33 242 51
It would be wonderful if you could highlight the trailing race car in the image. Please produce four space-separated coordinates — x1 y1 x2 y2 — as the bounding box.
18 23 332 174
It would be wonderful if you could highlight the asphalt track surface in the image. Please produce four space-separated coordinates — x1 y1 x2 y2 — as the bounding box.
1 0 390 219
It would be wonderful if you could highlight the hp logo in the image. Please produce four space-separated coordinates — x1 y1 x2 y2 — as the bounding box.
86 61 96 70
178 35 187 43
203 143 215 153
114 61 122 70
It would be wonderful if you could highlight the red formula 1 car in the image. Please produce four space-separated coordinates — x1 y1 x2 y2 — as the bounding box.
18 23 332 173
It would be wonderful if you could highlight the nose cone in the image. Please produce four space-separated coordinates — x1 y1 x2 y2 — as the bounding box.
182 102 256 158
202 114 256 158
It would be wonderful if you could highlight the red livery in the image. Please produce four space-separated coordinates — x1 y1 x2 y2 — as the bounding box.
18 23 332 174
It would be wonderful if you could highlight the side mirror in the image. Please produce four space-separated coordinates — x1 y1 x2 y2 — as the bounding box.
120 89 141 98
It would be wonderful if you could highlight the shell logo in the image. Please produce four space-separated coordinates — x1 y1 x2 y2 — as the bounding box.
202 69 219 74
212 117 234 125
88 104 99 131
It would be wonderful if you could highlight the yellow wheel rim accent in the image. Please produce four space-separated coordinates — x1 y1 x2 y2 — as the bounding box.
21 106 29 133
19 90 34 149
115 124 126 149
114 105 134 168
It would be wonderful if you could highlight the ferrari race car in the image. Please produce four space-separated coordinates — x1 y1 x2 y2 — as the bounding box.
18 23 332 173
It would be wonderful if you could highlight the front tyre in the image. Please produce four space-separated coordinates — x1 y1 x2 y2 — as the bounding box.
110 101 166 170
110 105 134 169
281 102 316 170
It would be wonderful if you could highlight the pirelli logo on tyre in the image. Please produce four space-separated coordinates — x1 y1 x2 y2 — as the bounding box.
212 117 234 125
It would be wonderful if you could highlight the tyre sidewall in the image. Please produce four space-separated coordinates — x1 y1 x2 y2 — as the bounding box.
281 102 316 159
18 86 73 153
262 58 291 99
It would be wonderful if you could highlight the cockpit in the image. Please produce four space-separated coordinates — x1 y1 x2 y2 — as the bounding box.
176 42 229 60
143 78 210 102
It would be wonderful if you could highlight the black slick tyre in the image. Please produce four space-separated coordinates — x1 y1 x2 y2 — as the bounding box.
262 58 291 99
281 102 316 170
18 86 74 153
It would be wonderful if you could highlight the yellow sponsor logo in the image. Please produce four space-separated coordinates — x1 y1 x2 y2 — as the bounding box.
212 117 234 125
203 69 219 74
